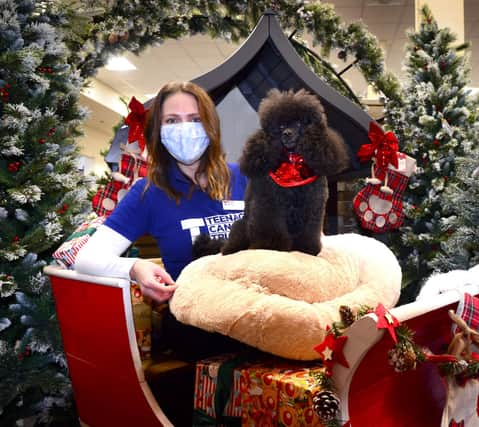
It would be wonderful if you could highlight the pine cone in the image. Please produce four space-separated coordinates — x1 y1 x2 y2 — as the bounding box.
339 305 355 327
388 345 417 373
312 390 340 422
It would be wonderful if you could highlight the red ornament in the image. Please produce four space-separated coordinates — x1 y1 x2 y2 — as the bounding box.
433 140 440 147
0 83 10 102
37 66 54 74
47 127 56 136
313 327 349 372
12 235 20 243
7 161 20 172
39 138 46 144
375 303 400 343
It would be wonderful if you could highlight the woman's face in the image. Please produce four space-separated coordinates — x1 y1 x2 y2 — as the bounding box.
159 91 210 172
161 91 201 125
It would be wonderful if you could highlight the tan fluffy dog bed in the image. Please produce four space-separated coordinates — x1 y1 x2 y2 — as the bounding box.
170 233 401 360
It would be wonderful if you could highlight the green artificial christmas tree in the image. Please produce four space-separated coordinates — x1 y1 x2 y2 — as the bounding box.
430 143 479 272
0 1 92 424
384 5 479 299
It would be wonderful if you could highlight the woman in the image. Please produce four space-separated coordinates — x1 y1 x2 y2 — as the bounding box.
75 81 247 302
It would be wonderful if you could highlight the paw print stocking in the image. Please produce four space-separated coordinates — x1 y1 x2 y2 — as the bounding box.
353 153 416 233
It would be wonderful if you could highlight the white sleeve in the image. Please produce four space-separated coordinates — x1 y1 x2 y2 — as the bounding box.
75 224 139 280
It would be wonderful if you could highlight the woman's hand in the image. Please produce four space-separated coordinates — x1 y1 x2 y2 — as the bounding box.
130 259 177 303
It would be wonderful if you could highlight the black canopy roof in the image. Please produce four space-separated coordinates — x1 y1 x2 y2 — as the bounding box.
107 11 375 180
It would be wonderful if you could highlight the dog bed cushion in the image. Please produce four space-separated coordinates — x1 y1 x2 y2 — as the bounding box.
170 233 401 360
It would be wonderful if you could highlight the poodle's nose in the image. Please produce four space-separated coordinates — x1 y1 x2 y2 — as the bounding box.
281 127 298 148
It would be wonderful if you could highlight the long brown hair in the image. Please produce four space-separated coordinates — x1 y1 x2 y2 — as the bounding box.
144 81 231 203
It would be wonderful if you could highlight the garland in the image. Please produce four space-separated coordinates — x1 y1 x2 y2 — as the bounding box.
312 298 479 426
51 0 403 105
311 305 373 426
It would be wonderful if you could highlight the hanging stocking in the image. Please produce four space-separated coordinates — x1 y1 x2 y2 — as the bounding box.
353 153 416 233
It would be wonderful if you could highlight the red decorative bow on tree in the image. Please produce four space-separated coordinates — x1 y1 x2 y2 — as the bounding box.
125 96 148 151
357 122 399 169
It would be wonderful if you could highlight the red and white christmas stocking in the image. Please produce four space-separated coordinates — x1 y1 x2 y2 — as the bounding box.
353 153 416 233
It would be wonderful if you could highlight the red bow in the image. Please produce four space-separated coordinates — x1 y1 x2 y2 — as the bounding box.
357 122 399 169
125 96 148 151
269 152 317 188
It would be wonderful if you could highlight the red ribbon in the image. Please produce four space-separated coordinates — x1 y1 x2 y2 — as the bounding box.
269 152 317 188
424 353 457 363
125 96 148 151
357 122 399 169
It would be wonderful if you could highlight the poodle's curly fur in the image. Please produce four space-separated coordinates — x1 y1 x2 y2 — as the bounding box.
221 88 350 256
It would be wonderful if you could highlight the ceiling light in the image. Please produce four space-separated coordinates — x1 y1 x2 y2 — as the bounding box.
366 0 404 6
105 56 137 71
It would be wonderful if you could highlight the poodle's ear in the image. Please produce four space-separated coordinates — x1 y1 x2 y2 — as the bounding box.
317 127 351 176
239 129 281 177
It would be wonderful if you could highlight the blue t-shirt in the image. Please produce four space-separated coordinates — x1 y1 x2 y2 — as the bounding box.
105 163 247 280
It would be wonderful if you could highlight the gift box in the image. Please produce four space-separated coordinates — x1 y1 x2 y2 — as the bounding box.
240 360 325 427
131 283 153 361
193 353 249 425
52 215 106 268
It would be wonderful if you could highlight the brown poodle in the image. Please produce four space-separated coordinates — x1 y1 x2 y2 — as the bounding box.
221 89 350 256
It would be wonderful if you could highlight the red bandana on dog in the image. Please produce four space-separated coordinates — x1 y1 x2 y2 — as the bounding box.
269 152 318 187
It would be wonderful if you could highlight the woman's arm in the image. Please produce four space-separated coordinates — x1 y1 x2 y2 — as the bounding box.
75 225 177 302
75 224 138 279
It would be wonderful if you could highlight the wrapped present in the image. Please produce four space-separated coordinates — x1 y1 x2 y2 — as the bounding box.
193 353 249 426
52 215 106 268
240 360 326 427
131 283 152 361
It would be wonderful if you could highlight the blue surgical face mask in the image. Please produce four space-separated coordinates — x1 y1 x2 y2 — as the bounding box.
160 122 210 165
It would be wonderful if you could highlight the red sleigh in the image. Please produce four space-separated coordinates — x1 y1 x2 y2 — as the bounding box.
44 265 479 427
